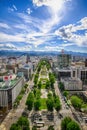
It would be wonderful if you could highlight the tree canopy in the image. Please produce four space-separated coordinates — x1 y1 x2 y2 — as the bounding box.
61 116 72 130
10 116 30 130
71 96 83 110
67 121 81 130
61 116 81 130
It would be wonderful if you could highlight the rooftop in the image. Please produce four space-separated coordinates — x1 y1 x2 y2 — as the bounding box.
0 77 21 90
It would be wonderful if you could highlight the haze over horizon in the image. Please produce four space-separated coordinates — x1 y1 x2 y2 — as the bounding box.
0 0 87 53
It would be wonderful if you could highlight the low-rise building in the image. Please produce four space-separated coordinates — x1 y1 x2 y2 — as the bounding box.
61 78 82 90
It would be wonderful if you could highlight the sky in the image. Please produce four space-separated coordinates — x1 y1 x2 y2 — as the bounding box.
0 0 87 53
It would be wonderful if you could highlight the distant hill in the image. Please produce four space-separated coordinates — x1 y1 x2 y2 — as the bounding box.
0 50 87 57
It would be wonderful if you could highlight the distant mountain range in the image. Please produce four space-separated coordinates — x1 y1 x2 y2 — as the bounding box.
0 50 87 57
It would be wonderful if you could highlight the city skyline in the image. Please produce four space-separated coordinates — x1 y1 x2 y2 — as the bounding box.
0 0 87 53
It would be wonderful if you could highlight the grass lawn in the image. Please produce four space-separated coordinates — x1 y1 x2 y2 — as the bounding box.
41 84 46 89
39 98 47 110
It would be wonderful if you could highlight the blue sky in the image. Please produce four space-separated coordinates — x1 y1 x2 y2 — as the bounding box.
0 0 87 53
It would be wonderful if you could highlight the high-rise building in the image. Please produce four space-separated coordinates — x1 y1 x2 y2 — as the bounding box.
58 54 71 69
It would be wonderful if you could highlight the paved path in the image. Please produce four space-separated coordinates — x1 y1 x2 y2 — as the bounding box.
0 79 33 130
41 89 48 98
53 81 74 130
54 81 73 117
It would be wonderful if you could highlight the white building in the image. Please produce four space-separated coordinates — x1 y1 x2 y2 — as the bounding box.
61 77 82 90
0 77 25 110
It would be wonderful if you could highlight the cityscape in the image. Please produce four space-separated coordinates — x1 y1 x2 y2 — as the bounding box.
0 0 87 130
0 52 87 130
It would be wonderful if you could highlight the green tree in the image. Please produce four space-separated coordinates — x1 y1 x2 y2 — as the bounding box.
47 93 53 99
61 117 72 130
63 91 69 98
26 92 34 110
10 123 21 130
59 82 64 91
54 96 61 111
35 89 41 99
49 73 55 88
34 84 37 88
71 96 83 110
26 99 34 110
34 99 41 110
24 84 28 89
46 80 50 89
67 121 81 130
38 80 42 89
46 98 54 111
34 74 39 84
17 116 30 130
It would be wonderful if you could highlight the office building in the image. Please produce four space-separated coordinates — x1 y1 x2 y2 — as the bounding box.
58 54 71 69
0 76 25 113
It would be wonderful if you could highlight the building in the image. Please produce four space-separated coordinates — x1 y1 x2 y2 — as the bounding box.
78 67 87 84
58 54 71 69
6 64 17 73
17 63 33 80
58 68 71 79
85 59 87 67
17 67 30 80
61 78 82 90
0 76 25 113
56 65 87 84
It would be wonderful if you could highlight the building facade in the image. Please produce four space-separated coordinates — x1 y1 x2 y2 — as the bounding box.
61 78 82 90
0 77 25 110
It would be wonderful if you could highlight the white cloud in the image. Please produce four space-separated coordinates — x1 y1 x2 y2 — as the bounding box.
0 43 33 51
0 43 17 50
0 32 25 42
26 8 32 15
0 23 10 29
55 17 87 46
8 5 17 12
8 7 14 12
13 5 17 11
32 0 71 33
45 46 62 51
2 1 87 52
